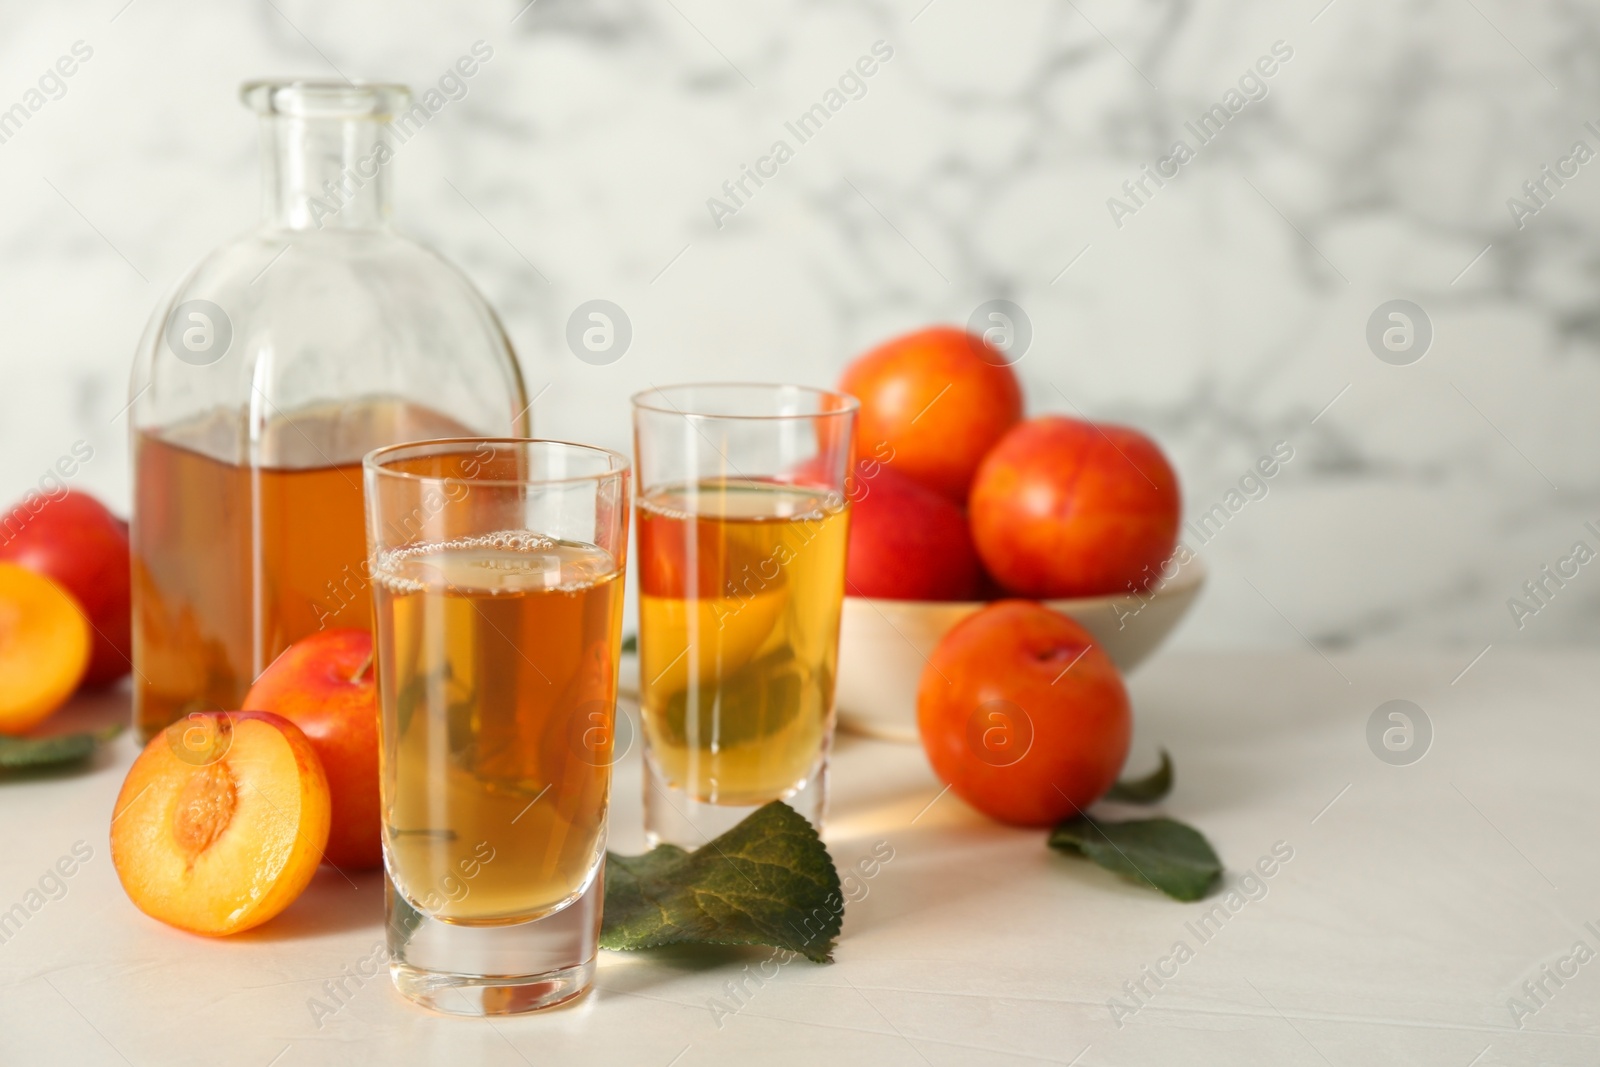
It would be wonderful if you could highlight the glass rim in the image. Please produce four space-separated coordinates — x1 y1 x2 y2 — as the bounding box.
241 80 413 119
363 437 630 489
630 382 859 421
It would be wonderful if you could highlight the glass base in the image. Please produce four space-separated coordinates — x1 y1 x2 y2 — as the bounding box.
390 957 595 1016
643 753 828 849
385 868 602 1016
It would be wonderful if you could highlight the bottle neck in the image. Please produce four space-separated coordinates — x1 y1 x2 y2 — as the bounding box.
260 116 393 231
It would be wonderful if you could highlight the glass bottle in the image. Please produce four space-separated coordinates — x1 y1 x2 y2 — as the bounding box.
129 81 529 741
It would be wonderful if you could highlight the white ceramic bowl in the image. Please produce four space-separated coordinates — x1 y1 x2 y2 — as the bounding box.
834 555 1207 742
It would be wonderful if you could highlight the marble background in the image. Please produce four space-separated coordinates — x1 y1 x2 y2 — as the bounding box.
0 0 1595 657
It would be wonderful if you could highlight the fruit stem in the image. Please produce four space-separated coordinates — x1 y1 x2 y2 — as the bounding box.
351 647 375 684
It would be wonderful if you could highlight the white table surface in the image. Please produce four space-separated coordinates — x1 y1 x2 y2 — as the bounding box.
2 649 1597 1066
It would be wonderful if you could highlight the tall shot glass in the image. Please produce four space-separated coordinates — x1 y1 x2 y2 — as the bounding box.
364 439 630 1015
632 385 856 847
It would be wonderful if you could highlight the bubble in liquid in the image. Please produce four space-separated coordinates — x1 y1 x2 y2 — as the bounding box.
372 531 614 595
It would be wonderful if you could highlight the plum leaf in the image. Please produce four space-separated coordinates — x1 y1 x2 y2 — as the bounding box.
1049 814 1222 902
0 724 124 773
1104 748 1174 804
602 801 843 961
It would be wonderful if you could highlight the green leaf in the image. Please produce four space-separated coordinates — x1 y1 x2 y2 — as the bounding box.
656 648 817 750
0 724 124 773
620 633 638 655
1049 815 1222 902
1104 749 1173 804
601 800 843 962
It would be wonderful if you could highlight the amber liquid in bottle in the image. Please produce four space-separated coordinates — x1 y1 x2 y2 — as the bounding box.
636 479 849 806
373 534 624 922
132 399 471 740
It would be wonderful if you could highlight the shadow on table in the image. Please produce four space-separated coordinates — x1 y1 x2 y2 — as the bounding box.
0 683 135 783
594 941 823 1000
233 866 386 943
49 682 132 734
1129 652 1376 817
823 729 1249 929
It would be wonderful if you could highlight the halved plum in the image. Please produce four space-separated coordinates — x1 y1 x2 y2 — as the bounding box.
111 712 331 936
0 562 90 734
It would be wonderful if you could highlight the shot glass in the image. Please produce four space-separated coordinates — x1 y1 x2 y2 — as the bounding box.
364 438 630 1016
632 384 856 846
